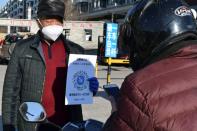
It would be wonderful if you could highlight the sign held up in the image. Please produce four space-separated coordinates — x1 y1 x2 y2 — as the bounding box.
65 54 97 105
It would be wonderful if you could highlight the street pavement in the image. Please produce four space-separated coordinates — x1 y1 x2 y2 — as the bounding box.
0 65 7 131
0 64 132 130
82 65 133 123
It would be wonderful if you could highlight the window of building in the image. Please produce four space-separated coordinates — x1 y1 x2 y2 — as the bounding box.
20 2 23 6
30 1 34 7
107 0 114 6
84 29 92 41
64 29 71 38
106 0 126 6
92 0 104 8
31 10 33 15
80 2 89 13
100 0 107 8
14 5 17 9
117 0 125 5
19 8 23 13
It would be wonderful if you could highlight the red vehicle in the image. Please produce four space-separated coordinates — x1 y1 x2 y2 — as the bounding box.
0 34 23 62
0 39 3 46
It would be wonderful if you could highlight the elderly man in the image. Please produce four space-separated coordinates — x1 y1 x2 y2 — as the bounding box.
2 0 99 131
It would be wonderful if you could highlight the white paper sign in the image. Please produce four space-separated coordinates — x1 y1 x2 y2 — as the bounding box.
65 54 97 105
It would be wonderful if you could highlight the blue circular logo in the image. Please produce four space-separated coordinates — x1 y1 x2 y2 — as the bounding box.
73 71 89 91
77 76 85 85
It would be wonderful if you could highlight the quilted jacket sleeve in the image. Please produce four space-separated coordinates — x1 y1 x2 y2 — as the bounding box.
2 44 22 131
103 76 154 131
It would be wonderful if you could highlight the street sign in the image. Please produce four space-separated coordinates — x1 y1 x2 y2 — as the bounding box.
105 23 118 58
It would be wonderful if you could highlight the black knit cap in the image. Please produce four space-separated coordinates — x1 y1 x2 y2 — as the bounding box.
37 0 65 19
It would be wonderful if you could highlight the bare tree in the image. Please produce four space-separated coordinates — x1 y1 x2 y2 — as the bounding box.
64 0 79 20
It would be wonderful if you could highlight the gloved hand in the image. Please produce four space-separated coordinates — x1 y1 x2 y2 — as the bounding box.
88 77 99 96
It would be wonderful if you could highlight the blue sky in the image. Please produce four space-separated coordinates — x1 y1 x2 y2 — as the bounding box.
0 0 8 7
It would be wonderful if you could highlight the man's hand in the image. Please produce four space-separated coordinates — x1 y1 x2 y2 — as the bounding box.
88 77 99 96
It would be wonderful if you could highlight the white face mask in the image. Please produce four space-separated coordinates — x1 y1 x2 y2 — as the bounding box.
42 25 63 41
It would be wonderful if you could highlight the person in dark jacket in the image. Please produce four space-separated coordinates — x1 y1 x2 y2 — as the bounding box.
2 0 99 131
103 0 197 131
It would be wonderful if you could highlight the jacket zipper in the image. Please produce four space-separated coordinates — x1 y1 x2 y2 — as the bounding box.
40 69 46 102
35 45 46 102
33 44 46 131
39 38 69 104
40 40 52 101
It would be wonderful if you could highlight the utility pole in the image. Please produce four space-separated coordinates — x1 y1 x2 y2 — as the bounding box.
4 10 10 34
23 0 26 19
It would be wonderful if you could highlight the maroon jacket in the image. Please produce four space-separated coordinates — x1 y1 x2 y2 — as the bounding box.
103 43 197 131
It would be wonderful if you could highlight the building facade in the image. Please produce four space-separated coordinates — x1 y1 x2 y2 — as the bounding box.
0 0 39 19
1 0 196 20
72 0 197 22
72 0 139 22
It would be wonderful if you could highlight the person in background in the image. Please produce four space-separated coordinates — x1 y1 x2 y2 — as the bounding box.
2 0 99 131
103 0 197 131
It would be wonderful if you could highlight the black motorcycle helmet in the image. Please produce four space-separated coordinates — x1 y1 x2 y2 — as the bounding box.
121 2 140 68
126 0 197 70
37 0 65 20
